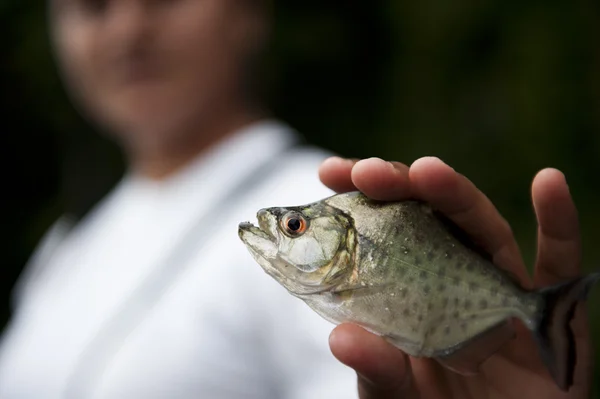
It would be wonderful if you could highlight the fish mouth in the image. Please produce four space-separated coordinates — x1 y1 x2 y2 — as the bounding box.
238 221 272 241
238 209 276 240
239 209 278 240
238 209 279 262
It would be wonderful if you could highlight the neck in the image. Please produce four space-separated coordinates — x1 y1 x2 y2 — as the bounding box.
126 105 268 180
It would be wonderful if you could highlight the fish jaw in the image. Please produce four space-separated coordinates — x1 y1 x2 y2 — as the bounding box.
238 210 278 261
239 208 279 246
239 210 302 289
256 208 279 240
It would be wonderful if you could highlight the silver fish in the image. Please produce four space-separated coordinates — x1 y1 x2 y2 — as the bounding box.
238 191 599 391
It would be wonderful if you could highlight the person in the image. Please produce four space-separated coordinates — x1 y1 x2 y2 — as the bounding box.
0 0 358 397
0 1 593 399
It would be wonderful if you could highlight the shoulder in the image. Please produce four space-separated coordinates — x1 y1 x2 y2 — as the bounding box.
10 215 76 310
243 142 336 205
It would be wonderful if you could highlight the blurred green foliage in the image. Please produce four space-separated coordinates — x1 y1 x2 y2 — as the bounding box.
1 0 599 395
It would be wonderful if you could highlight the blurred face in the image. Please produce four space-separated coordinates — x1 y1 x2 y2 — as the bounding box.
49 0 265 151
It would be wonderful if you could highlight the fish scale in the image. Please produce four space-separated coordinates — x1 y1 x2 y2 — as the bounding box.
324 195 533 356
238 191 600 391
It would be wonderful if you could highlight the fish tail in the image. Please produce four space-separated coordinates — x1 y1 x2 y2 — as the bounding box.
532 272 600 391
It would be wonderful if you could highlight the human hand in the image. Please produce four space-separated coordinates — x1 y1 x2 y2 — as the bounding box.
319 156 593 398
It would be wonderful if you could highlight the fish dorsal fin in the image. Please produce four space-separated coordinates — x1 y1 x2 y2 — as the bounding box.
432 209 493 263
432 209 524 286
434 320 516 375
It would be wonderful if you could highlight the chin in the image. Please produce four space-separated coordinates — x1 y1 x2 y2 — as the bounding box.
86 83 219 150
100 104 202 151
107 90 178 122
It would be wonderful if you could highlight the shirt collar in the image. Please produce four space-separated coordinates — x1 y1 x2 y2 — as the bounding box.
118 118 299 209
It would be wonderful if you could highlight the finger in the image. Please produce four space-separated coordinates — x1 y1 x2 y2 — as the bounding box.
531 169 590 396
351 158 412 201
531 168 581 286
319 157 359 193
569 304 593 397
482 306 593 398
329 323 419 399
409 157 530 286
480 349 571 399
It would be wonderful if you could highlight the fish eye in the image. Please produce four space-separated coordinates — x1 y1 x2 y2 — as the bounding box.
280 212 308 237
287 218 301 231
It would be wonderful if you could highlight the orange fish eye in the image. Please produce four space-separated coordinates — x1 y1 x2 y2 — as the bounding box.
281 213 308 236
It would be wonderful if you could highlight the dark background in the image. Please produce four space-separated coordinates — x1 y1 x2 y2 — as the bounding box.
1 1 599 395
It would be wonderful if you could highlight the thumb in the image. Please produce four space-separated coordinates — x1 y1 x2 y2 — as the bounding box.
329 324 420 399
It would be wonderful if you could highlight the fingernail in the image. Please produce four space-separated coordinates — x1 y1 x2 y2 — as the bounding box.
557 169 570 192
412 156 455 171
326 156 357 165
540 168 570 192
340 157 360 165
430 156 451 169
389 161 409 173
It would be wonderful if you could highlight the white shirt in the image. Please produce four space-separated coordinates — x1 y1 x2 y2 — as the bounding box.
0 120 358 399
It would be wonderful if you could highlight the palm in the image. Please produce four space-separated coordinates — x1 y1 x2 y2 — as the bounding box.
319 156 593 399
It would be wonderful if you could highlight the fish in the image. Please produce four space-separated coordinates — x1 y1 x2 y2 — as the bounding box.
237 191 599 391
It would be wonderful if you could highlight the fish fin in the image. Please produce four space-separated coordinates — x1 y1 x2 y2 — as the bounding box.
434 320 515 376
384 334 423 357
432 209 493 263
433 209 524 285
533 272 600 391
331 283 395 296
